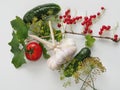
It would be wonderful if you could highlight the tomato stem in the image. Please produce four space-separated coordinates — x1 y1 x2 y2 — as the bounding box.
26 47 34 54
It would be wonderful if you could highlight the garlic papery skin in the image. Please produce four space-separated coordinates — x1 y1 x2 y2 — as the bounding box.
47 38 77 70
60 38 76 47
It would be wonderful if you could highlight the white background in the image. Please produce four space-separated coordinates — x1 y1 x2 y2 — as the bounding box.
0 0 120 90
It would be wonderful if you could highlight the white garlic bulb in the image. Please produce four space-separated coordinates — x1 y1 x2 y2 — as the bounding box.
47 38 77 70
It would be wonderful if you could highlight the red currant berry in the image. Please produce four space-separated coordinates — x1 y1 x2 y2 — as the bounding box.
81 22 85 26
83 30 87 34
78 16 82 19
101 6 105 10
67 15 71 19
57 23 61 28
87 21 92 26
84 16 88 20
85 27 89 31
99 31 103 35
93 15 96 18
100 28 104 32
106 25 111 30
65 9 70 15
88 30 93 34
114 34 118 38
59 16 63 19
63 15 66 18
113 35 118 41
97 12 101 16
102 25 107 30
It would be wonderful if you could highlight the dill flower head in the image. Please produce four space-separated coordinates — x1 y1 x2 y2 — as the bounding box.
73 57 106 89
82 57 106 74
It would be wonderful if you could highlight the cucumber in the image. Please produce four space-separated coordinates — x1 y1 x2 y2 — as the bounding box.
74 47 91 61
23 3 61 23
64 47 91 77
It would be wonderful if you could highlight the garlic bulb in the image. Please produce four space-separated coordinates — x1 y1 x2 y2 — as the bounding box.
29 21 77 70
47 38 77 70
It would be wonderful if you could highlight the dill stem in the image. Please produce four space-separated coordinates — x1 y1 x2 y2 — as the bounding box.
79 77 97 90
90 74 96 90
80 72 91 90
80 69 97 90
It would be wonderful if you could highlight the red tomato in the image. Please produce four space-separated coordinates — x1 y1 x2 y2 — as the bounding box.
25 42 42 61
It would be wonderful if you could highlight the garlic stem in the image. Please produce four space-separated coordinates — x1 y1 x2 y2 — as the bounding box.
29 34 54 48
49 21 55 46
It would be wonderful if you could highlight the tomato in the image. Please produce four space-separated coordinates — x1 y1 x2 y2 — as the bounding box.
25 42 42 61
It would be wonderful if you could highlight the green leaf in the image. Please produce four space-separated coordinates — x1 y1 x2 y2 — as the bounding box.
39 43 50 59
8 31 20 54
85 35 96 48
12 50 26 68
9 16 28 68
10 16 28 43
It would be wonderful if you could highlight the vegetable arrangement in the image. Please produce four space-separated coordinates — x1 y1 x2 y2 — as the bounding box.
9 3 119 90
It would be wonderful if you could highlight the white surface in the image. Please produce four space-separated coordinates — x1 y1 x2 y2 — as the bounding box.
0 0 120 90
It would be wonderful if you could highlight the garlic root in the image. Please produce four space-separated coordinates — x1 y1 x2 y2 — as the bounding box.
28 34 54 49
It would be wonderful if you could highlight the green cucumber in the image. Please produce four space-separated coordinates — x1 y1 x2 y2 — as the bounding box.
74 47 91 61
23 3 61 23
64 47 91 77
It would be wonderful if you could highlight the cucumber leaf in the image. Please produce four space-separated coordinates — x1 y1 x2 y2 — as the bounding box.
9 16 28 68
8 31 20 54
10 16 28 43
12 50 26 68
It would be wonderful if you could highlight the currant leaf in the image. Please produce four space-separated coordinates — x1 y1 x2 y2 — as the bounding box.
85 35 96 47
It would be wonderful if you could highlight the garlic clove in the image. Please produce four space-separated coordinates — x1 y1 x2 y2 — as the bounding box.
50 60 58 70
62 46 77 58
47 55 59 70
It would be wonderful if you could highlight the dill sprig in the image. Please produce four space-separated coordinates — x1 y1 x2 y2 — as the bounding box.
60 57 106 90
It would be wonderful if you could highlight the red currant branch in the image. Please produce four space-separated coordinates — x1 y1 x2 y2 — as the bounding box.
38 31 119 42
64 31 120 42
57 7 120 43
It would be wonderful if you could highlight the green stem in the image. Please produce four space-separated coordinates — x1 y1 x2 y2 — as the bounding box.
80 69 97 90
80 72 90 90
79 78 97 90
90 74 96 90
